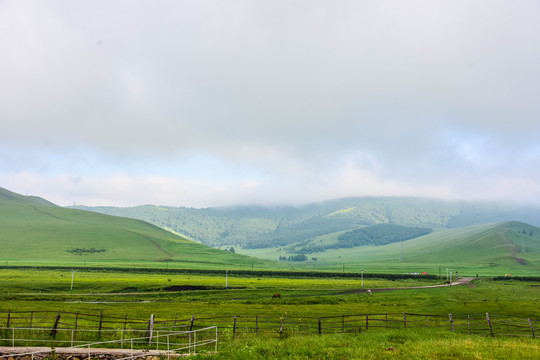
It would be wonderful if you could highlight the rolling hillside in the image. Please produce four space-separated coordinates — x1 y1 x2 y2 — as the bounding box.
3 186 539 275
0 187 267 269
74 197 540 249
240 221 540 276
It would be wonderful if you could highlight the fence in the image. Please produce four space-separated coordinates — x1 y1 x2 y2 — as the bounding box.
0 326 217 358
193 312 538 338
0 310 537 344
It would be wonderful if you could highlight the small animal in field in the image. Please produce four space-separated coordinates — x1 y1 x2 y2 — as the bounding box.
366 289 372 295
272 293 281 299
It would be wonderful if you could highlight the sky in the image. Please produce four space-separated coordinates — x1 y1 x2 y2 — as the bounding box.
1 0 540 208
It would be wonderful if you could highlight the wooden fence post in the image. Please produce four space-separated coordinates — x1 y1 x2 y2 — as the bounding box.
255 316 258 334
74 312 79 331
146 314 154 345
403 313 407 328
318 317 322 335
98 310 103 335
233 316 237 338
467 315 470 335
279 317 283 337
385 314 388 329
527 318 535 338
189 315 194 331
486 313 493 337
74 312 79 342
6 311 10 328
449 313 454 332
365 314 369 330
50 313 61 340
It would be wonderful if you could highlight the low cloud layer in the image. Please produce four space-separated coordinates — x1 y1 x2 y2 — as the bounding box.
1 1 540 207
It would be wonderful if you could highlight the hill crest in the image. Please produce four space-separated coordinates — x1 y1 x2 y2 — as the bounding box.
73 197 540 249
0 187 267 269
0 187 58 207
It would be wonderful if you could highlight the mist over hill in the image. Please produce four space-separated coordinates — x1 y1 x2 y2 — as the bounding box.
73 197 540 249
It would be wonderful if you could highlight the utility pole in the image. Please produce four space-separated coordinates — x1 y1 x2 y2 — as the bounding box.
70 270 75 294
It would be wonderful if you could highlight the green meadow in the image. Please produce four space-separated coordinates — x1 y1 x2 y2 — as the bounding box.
0 268 539 359
1 188 540 358
239 222 540 276
0 268 539 322
2 187 540 277
0 187 274 270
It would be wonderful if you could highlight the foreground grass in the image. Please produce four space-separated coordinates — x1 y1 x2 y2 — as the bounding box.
0 268 539 359
0 269 539 321
194 330 540 360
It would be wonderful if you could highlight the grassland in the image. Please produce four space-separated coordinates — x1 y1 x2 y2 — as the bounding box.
239 222 540 276
0 268 539 359
0 269 538 320
2 187 540 358
199 331 540 359
3 187 540 278
0 187 274 270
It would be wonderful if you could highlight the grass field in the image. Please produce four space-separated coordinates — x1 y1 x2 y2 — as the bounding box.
3 187 540 277
0 269 538 320
0 268 539 358
0 187 276 270
198 331 540 359
2 188 540 358
239 222 540 276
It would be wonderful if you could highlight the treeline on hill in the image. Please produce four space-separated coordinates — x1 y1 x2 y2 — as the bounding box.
74 197 540 249
286 224 432 254
243 216 364 249
337 224 432 247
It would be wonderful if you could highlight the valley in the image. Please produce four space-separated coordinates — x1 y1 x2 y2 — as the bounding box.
1 187 539 358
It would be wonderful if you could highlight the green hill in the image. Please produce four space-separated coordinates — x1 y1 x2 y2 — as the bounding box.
0 187 268 269
74 197 540 249
241 221 540 276
4 186 539 276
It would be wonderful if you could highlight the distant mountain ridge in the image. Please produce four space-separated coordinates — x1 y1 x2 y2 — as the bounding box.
72 197 540 248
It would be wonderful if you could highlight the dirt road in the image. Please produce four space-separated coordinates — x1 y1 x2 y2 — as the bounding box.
340 277 476 295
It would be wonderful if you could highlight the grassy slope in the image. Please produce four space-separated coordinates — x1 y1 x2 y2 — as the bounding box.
0 187 271 269
3 187 540 275
239 222 540 276
74 197 540 248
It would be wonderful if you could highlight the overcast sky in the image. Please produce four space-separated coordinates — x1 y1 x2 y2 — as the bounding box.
1 0 540 208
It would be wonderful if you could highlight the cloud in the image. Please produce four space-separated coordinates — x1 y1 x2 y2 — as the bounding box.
1 0 540 206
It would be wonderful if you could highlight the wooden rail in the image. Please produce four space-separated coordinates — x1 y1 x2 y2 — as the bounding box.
0 310 537 342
